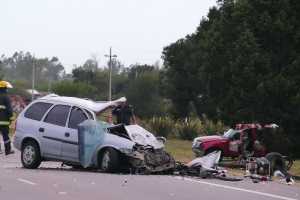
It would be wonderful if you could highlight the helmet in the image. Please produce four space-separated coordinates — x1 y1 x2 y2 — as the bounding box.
0 81 13 89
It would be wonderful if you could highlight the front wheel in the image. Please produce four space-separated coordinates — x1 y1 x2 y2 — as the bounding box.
21 140 42 169
99 148 120 173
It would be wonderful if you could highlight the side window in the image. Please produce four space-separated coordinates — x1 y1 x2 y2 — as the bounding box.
232 132 241 141
24 102 53 121
84 109 94 119
44 105 70 127
68 107 88 129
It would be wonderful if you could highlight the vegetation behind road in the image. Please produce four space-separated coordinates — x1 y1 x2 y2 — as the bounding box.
1 0 300 156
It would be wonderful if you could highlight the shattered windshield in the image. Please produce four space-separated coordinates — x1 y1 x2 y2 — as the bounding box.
223 129 237 138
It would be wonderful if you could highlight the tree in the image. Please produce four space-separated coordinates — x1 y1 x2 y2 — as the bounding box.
125 67 163 118
162 0 300 154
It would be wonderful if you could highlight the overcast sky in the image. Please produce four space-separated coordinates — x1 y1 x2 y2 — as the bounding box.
1 0 216 72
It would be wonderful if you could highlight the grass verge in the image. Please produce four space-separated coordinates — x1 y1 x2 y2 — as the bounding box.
165 139 194 163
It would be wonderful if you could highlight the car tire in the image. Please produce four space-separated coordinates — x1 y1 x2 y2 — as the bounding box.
99 148 120 173
21 140 42 169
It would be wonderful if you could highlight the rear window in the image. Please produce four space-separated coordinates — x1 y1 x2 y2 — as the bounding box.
24 102 53 121
44 105 71 127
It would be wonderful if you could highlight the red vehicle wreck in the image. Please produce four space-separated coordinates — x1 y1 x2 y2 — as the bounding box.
192 123 279 159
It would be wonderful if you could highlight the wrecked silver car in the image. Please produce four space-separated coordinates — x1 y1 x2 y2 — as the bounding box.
14 94 175 173
78 120 175 173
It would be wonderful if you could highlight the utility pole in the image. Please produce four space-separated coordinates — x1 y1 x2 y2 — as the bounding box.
105 47 117 102
31 56 35 101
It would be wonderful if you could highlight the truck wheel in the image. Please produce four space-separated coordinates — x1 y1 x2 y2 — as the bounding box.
21 140 42 169
99 148 120 173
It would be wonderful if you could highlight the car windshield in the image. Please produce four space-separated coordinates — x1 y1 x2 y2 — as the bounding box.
223 129 237 138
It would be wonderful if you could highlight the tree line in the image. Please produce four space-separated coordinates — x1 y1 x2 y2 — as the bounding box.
162 0 300 154
0 52 166 118
1 0 299 154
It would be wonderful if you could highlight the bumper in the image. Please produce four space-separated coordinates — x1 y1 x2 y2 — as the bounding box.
192 147 205 157
13 135 22 151
123 148 176 173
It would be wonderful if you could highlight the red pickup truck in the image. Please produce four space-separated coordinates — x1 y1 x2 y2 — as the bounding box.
192 123 278 159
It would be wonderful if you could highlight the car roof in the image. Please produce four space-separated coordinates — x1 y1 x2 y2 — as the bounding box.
38 94 126 113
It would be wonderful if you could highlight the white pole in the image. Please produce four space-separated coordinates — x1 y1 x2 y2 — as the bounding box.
105 47 117 102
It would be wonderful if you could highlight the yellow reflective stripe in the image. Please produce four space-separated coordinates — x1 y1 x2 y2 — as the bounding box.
0 121 10 125
0 105 6 109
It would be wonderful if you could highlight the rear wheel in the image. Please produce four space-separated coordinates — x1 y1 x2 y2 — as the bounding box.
99 148 120 173
21 140 41 169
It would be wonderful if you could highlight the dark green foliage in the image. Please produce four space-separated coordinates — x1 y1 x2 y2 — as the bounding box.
145 117 174 138
162 0 300 155
52 80 97 99
71 63 165 118
125 65 164 118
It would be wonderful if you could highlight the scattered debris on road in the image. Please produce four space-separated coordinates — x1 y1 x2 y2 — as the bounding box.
175 151 243 181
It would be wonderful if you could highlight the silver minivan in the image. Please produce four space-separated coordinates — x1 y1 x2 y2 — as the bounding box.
13 94 175 173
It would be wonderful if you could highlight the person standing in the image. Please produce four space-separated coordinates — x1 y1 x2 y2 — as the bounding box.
112 101 136 125
0 81 14 155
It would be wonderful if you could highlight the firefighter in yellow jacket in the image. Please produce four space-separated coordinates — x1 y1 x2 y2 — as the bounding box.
0 81 14 155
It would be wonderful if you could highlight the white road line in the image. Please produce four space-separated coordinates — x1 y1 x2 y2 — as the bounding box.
17 178 37 186
175 177 298 200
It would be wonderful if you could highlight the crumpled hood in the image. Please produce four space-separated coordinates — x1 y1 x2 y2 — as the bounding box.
194 135 225 142
125 125 164 149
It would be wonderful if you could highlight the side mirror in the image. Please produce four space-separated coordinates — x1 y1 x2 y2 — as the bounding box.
156 136 166 144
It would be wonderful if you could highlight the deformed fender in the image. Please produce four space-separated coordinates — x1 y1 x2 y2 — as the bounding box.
91 134 136 167
78 119 136 168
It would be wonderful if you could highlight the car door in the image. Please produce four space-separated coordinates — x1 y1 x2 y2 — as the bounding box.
62 106 90 162
40 104 71 159
19 102 53 153
228 131 241 156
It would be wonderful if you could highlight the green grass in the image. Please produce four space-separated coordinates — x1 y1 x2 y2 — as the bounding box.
290 160 300 176
165 139 194 163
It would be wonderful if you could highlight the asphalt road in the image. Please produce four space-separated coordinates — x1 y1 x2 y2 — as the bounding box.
0 151 299 200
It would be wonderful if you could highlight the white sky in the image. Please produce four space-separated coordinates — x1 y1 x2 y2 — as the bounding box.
0 0 216 72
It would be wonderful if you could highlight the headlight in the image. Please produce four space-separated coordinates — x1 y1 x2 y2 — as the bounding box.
192 139 202 148
119 148 134 155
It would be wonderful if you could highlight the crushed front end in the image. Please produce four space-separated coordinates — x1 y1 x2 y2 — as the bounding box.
121 144 176 173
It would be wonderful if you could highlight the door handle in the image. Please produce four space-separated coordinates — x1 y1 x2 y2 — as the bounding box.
65 132 70 137
39 127 44 132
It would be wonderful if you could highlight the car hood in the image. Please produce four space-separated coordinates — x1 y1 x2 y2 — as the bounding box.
125 125 164 149
194 135 225 142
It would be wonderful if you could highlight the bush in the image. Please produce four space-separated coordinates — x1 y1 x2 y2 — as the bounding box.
52 80 98 99
175 118 204 140
142 117 227 140
144 117 175 138
202 117 226 135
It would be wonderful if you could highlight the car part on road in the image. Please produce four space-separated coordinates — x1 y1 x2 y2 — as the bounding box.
176 151 243 182
21 140 41 169
265 152 295 184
